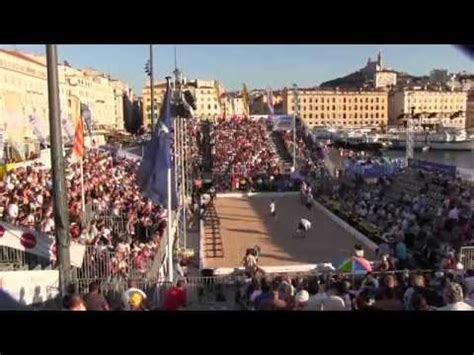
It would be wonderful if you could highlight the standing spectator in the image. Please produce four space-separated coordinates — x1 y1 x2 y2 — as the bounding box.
83 281 109 311
161 280 187 311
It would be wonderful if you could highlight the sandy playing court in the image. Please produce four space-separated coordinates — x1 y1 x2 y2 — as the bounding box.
202 193 374 269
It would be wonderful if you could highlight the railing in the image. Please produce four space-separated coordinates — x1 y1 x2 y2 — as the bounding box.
460 246 474 271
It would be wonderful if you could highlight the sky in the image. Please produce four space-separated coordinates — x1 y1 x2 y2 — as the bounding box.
1 44 472 94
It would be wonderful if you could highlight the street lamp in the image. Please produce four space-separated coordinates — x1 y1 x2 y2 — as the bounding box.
292 83 298 173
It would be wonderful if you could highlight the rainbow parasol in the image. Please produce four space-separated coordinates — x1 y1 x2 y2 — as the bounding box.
337 256 373 273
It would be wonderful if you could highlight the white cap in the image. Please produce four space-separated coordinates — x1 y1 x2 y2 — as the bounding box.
295 290 309 304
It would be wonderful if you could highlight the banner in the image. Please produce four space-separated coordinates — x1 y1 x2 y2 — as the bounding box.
272 115 293 131
0 270 59 306
61 116 74 144
408 158 456 177
0 222 86 267
28 114 48 146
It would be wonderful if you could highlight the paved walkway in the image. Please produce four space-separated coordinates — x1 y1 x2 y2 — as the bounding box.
202 194 373 269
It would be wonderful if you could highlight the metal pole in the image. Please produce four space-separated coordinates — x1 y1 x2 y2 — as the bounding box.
406 105 415 160
80 157 85 212
149 45 155 133
46 45 71 295
167 167 173 282
181 117 187 249
292 83 298 172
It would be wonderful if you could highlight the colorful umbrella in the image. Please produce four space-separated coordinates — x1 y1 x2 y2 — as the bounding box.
337 256 372 273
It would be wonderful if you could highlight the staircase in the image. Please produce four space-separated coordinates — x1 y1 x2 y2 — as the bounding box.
267 130 293 173
202 203 224 259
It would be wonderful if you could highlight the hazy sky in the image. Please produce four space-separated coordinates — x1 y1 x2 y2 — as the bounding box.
1 44 472 94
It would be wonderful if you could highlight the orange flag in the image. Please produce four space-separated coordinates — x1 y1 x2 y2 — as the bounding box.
70 96 84 161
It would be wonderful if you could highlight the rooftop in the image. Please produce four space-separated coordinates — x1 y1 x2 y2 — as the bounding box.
0 49 46 67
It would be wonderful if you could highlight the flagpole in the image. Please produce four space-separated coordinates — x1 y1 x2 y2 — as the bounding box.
181 117 187 249
165 76 174 283
167 165 173 282
80 156 86 212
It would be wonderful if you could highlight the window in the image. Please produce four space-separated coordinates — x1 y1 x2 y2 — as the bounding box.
375 113 379 118
376 97 379 103
321 98 325 103
365 113 368 118
355 113 358 118
315 114 318 119
354 105 358 110
365 105 369 110
214 105 217 109
309 105 313 110
332 98 336 103
343 105 346 110
309 113 312 118
332 105 336 110
343 113 346 119
365 98 368 103
303 114 307 118
321 106 324 111
343 98 346 103
309 98 312 103
291 106 295 111
370 106 373 110
327 106 330 111
370 114 373 118
321 113 324 119
303 99 306 103
355 98 358 103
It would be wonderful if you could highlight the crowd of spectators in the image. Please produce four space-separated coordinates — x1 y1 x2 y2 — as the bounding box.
285 119 474 272
237 269 474 311
211 117 284 192
0 148 170 277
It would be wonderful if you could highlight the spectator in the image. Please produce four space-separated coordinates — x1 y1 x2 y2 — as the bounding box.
294 290 309 310
68 294 86 311
438 282 473 311
258 283 288 311
83 281 109 311
128 291 146 311
122 280 147 311
161 280 187 311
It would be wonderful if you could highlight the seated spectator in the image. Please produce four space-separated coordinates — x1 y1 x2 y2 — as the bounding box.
438 282 473 311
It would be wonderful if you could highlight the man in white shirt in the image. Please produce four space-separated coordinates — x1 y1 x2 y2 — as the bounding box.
295 218 312 238
269 199 276 218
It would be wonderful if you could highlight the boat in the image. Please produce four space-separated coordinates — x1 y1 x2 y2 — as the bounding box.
379 127 474 151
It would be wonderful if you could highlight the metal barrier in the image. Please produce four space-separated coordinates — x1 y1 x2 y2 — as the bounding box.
74 245 156 281
0 246 52 271
460 246 474 270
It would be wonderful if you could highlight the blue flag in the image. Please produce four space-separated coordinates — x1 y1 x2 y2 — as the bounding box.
138 82 178 209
